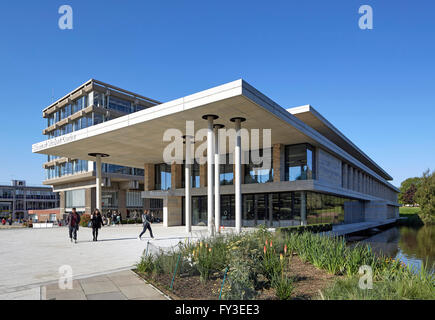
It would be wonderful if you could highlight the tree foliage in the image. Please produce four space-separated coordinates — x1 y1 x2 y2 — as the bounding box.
414 169 435 224
398 177 421 205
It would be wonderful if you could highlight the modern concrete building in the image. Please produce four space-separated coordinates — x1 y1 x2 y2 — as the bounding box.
40 80 161 218
33 79 399 232
0 180 59 220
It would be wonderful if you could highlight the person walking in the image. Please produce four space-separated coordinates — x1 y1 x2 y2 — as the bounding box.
66 208 81 244
138 210 154 240
116 211 122 225
107 210 112 226
91 209 104 241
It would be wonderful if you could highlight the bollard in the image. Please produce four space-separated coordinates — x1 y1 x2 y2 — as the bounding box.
219 266 229 300
144 240 150 257
170 252 182 290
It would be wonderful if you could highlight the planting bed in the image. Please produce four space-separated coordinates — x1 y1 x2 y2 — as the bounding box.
135 254 336 300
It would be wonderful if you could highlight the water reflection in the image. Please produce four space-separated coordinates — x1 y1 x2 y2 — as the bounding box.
347 225 435 273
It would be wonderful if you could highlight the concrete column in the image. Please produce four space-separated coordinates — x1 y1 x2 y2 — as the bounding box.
85 187 94 214
144 164 155 191
268 193 273 227
199 164 207 187
349 167 354 191
96 155 102 211
231 117 246 234
184 135 192 233
59 191 66 216
358 171 362 193
301 191 307 226
214 124 224 233
273 144 283 182
118 189 127 219
203 114 218 236
171 163 182 189
354 169 358 191
343 163 348 189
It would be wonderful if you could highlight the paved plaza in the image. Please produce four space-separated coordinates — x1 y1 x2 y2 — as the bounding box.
0 224 210 300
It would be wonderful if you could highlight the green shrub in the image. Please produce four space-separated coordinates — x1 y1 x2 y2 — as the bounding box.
272 275 294 300
261 241 282 281
136 255 154 273
321 264 435 300
79 214 91 227
222 249 258 300
277 223 332 235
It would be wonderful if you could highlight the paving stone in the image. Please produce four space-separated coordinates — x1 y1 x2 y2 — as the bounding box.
118 284 166 300
48 289 87 300
80 280 119 295
86 291 127 300
0 225 211 298
108 274 144 287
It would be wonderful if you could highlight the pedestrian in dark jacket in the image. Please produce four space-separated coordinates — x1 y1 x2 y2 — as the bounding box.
66 208 81 244
91 209 104 241
138 210 154 240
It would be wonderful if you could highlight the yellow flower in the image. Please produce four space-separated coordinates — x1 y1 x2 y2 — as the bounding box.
280 253 283 261
209 248 212 253
200 242 203 248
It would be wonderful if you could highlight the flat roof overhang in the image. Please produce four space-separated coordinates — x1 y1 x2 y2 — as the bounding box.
32 79 397 191
288 105 393 181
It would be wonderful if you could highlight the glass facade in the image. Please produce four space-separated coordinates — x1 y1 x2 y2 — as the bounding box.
244 148 273 184
46 160 88 180
126 191 143 207
220 154 234 186
45 90 150 181
284 144 315 181
102 191 118 208
181 160 201 188
183 191 362 228
102 164 144 176
65 189 86 208
155 164 171 190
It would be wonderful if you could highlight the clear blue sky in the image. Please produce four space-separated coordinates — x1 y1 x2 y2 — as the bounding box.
0 0 433 187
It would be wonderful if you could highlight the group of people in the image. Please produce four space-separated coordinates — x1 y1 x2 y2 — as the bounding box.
104 210 122 226
1 217 13 226
66 208 155 243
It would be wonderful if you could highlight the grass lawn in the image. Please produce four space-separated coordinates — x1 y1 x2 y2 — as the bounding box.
399 207 421 216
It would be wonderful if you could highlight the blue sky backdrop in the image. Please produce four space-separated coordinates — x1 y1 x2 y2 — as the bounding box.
0 0 434 187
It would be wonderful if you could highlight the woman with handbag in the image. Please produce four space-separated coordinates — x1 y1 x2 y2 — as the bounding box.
91 209 104 241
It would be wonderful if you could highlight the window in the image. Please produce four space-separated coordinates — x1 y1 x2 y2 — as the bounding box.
220 154 234 185
108 96 132 114
127 191 142 207
155 164 171 190
284 144 315 181
181 160 200 188
65 189 85 208
244 148 273 184
102 191 118 208
93 112 104 125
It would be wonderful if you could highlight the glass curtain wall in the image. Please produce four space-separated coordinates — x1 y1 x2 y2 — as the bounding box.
285 144 315 181
244 148 273 184
155 164 171 190
220 154 234 185
65 189 86 208
187 191 360 227
181 160 200 188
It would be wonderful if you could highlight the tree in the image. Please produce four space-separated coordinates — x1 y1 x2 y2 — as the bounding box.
398 177 422 205
415 169 435 224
